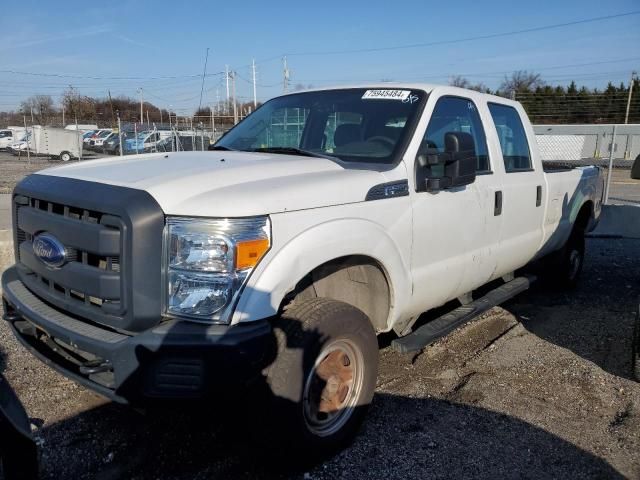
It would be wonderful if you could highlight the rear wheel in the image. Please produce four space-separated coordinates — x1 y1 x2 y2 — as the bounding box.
547 225 585 289
261 298 378 463
59 151 71 162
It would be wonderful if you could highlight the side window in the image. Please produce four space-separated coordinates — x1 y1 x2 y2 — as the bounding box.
487 103 532 172
421 96 490 174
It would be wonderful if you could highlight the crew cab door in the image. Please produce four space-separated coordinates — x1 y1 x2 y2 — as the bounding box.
486 102 544 274
410 95 502 313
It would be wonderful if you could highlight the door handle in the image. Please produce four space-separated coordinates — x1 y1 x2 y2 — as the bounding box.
494 191 502 216
536 185 542 207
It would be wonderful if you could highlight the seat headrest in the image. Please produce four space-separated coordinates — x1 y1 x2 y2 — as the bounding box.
334 123 362 147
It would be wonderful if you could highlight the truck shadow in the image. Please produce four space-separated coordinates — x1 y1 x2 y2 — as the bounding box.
26 311 623 480
507 236 640 381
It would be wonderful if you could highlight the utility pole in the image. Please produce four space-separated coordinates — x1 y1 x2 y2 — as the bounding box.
214 105 216 138
30 106 34 125
108 90 115 128
23 115 30 165
117 111 123 157
283 56 290 93
198 47 210 113
252 58 258 108
225 65 230 114
624 70 637 125
62 105 65 126
138 87 143 125
231 71 238 124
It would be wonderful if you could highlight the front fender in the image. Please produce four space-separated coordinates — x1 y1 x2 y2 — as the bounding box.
232 216 412 331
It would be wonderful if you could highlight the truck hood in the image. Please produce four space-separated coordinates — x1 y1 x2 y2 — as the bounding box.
38 151 390 216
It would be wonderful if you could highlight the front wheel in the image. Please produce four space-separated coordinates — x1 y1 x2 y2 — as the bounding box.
261 298 378 462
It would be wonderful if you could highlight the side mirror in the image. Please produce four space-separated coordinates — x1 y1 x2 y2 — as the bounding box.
416 132 477 192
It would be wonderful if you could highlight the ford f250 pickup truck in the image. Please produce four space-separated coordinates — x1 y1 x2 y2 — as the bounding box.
2 85 604 459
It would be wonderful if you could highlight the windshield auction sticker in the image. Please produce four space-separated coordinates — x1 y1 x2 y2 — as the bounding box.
362 89 411 101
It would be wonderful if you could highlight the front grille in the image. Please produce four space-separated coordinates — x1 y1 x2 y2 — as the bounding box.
14 194 126 323
13 174 165 332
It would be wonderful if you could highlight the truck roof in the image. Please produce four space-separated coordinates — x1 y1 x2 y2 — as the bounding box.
279 83 519 106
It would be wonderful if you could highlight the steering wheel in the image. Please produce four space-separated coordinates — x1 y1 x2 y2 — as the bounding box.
366 136 395 149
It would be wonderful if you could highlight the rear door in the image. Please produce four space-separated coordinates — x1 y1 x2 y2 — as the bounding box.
486 102 545 275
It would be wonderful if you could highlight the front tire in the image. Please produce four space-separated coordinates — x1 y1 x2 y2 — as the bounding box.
262 298 378 462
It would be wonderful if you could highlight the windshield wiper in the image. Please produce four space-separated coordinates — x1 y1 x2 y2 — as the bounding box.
209 145 236 151
249 147 339 161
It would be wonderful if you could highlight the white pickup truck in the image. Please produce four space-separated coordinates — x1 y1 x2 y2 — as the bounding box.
2 84 603 459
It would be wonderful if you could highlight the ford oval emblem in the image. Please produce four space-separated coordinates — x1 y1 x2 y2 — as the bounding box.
32 233 66 268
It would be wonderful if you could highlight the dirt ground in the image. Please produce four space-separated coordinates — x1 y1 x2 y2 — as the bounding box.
1 236 638 479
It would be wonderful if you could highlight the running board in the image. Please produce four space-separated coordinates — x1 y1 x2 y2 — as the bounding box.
391 276 535 354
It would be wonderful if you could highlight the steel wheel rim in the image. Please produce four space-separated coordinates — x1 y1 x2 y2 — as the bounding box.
302 339 364 437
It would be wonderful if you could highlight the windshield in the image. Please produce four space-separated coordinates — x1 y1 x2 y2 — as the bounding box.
216 88 426 164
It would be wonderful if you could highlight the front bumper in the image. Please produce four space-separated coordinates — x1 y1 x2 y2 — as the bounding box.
2 266 275 404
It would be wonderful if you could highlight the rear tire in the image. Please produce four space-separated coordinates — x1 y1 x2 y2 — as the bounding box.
59 151 71 162
260 298 378 463
547 226 585 289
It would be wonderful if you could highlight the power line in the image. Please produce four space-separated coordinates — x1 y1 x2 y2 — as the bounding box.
255 11 640 58
0 70 224 81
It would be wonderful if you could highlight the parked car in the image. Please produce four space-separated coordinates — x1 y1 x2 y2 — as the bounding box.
2 127 28 151
92 131 118 151
102 131 131 155
0 129 13 150
88 129 113 150
2 84 604 460
123 130 171 153
7 132 31 154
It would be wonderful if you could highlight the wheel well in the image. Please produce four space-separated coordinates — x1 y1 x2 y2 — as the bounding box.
575 201 593 232
281 255 391 332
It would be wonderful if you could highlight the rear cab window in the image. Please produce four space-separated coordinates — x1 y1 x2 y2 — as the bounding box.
487 103 532 172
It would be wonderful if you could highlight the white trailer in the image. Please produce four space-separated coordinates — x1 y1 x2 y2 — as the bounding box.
32 126 83 161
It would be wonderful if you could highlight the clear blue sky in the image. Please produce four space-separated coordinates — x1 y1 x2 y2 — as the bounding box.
1 0 639 113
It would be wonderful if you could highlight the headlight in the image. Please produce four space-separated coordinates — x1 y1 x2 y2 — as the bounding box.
164 216 270 323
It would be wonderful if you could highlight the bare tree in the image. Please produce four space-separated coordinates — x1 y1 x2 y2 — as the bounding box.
61 87 96 123
499 71 545 98
449 75 470 88
20 95 57 125
449 76 490 93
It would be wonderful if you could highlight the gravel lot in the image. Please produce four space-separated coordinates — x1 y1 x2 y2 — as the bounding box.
1 237 639 479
